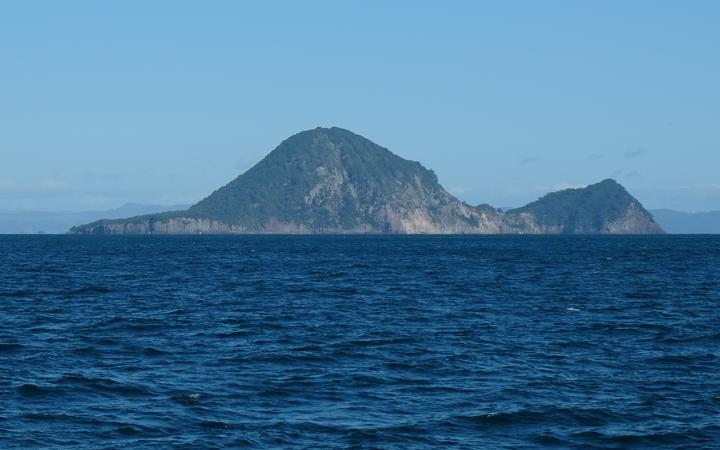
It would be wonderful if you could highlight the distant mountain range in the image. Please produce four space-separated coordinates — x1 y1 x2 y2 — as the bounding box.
649 209 720 234
68 127 662 235
0 203 189 234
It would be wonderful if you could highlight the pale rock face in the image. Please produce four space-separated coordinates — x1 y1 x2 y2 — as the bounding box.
83 218 243 235
604 201 664 234
305 167 348 206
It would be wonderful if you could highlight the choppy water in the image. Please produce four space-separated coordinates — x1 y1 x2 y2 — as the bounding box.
1 235 719 449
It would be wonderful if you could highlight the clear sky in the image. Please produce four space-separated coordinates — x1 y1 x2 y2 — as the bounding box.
1 1 719 212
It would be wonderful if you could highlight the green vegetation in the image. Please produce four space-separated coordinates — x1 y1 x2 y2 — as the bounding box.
509 179 652 232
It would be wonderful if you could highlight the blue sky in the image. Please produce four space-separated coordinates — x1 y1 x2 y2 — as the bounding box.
1 1 719 211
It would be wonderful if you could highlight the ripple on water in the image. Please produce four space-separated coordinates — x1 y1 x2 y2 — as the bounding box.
172 393 202 406
57 374 152 397
0 343 23 353
17 383 55 398
0 290 33 298
200 420 228 429
142 347 169 357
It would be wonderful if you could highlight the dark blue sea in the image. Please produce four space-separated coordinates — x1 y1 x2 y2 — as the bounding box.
1 235 719 449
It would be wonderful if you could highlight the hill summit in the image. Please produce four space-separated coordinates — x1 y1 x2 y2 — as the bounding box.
69 127 663 234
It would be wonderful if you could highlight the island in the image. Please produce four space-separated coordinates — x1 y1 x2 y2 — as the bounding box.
69 127 663 235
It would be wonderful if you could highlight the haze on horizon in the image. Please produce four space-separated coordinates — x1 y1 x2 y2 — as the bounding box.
1 1 719 213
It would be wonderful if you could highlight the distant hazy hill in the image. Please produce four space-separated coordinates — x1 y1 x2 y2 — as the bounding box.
70 127 663 235
650 209 720 234
0 203 189 234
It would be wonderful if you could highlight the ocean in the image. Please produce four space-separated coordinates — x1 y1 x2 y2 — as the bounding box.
1 235 718 449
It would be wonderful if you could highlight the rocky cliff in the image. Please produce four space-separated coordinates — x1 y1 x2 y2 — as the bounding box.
69 127 663 235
